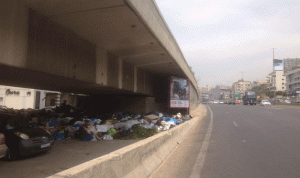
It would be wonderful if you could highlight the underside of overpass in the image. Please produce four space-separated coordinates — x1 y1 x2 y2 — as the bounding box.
0 0 199 112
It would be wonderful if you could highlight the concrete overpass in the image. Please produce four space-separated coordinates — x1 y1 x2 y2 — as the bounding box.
0 0 199 112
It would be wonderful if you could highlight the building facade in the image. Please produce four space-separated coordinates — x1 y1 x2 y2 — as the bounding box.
232 80 252 96
199 85 212 93
267 71 286 92
285 68 300 96
0 85 61 110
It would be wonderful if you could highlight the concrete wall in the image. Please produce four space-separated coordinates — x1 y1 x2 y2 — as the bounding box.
107 53 119 88
0 0 28 68
96 46 108 86
48 105 206 178
190 84 199 111
122 61 135 91
137 68 146 93
125 0 199 97
27 9 97 83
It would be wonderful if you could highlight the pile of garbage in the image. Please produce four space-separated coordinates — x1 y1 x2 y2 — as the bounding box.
4 106 193 141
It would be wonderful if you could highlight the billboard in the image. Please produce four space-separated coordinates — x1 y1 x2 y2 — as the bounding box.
170 76 190 108
273 59 283 71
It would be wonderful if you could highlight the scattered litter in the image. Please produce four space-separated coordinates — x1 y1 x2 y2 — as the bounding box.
5 106 192 143
103 134 113 140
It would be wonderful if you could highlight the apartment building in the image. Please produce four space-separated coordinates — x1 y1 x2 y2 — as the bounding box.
232 80 252 95
267 71 286 91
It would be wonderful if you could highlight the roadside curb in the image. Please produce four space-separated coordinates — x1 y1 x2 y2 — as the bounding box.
47 105 207 178
272 105 300 109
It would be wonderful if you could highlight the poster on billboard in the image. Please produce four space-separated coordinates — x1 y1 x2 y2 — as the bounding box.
273 59 283 71
170 76 190 108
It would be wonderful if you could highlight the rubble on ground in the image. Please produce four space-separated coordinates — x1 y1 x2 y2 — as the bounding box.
0 105 193 141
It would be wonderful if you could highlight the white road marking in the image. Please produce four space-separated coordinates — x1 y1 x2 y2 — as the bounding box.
190 106 213 178
233 121 238 127
242 140 247 143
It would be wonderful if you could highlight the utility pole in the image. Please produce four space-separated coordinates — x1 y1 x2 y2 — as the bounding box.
272 48 276 61
240 71 246 80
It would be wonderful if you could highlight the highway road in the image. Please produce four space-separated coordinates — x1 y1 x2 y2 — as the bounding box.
151 104 300 178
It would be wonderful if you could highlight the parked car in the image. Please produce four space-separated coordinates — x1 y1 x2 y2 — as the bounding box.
260 100 271 106
284 100 291 104
235 101 240 104
0 133 8 159
228 100 235 105
219 100 225 104
0 105 8 110
213 100 219 104
0 114 55 161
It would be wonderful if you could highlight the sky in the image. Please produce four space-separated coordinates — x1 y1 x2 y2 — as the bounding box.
154 0 300 87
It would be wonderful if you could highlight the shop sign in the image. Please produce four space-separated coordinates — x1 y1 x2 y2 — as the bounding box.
6 89 20 95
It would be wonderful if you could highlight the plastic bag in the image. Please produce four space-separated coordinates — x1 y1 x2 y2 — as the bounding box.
142 123 155 129
91 118 102 125
49 118 59 127
52 132 65 140
107 128 117 136
103 134 113 140
114 120 141 130
161 121 175 131
163 117 180 124
96 125 113 132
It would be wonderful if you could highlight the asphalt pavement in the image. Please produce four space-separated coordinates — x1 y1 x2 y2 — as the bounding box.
151 104 300 178
0 139 139 178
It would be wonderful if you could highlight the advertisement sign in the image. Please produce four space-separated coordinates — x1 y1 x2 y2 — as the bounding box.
273 59 283 71
170 76 190 108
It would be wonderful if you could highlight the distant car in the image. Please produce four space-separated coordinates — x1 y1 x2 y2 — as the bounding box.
284 100 291 104
235 101 240 104
213 101 219 104
228 100 235 105
219 100 225 104
0 114 55 161
260 100 271 106
0 133 8 159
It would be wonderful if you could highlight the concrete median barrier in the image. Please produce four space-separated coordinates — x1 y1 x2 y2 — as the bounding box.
48 105 207 178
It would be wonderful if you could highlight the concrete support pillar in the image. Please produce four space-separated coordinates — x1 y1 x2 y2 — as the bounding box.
118 58 123 89
134 66 137 92
96 46 107 85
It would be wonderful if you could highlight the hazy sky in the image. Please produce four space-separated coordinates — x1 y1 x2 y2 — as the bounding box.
155 0 300 87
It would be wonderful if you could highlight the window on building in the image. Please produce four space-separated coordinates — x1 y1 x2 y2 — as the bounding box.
282 87 284 89
50 99 55 106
